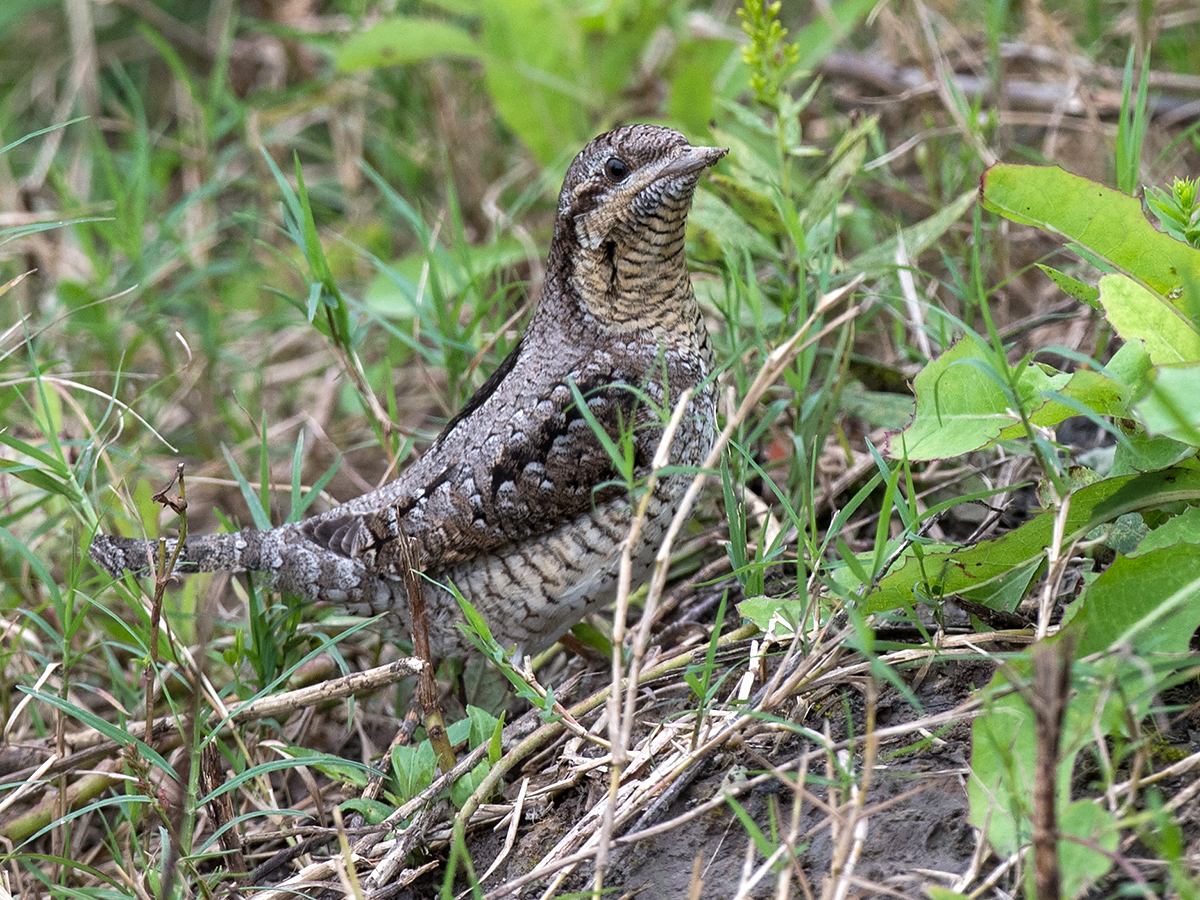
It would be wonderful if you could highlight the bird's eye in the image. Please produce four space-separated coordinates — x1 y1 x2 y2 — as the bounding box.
604 157 629 182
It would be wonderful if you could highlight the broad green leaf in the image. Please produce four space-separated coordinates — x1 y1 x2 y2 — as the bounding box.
365 238 528 319
392 739 438 803
839 385 915 431
339 0 614 162
1131 506 1200 557
958 558 1041 614
336 17 482 70
340 797 393 825
466 705 501 751
131 478 162 540
1133 363 1200 446
848 189 976 275
884 336 1069 461
711 127 786 191
1104 340 1152 387
997 368 1126 439
667 38 736 135
968 679 1041 855
1077 542 1200 656
479 0 589 164
1110 429 1196 476
1056 800 1119 898
980 163 1200 324
970 661 1117 883
441 706 501 807
1103 511 1149 555
866 466 1200 612
737 595 801 637
450 757 492 808
1047 368 1128 418
1099 274 1200 365
446 715 472 747
705 174 784 241
568 620 613 657
971 541 1185 894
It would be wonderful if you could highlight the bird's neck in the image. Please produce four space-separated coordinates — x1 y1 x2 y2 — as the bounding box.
539 219 698 341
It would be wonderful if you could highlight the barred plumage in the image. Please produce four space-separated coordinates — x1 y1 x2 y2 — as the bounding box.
90 125 726 658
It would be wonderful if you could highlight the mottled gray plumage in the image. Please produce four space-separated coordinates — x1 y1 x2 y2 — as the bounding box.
90 125 726 658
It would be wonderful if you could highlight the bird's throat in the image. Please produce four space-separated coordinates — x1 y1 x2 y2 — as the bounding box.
567 234 694 333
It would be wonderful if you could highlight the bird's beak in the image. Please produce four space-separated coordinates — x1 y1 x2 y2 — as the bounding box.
658 145 728 179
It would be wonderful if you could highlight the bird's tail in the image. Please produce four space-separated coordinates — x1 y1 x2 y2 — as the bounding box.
89 532 255 579
90 527 400 624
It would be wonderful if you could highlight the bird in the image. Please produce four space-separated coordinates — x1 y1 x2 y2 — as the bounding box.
90 124 727 660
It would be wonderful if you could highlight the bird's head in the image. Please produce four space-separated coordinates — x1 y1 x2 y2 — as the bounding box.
556 124 727 253
544 125 726 332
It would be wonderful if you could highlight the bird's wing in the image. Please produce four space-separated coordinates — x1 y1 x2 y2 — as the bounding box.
301 349 650 574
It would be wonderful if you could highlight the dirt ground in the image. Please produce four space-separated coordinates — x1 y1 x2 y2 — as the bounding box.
395 653 999 899
381 623 1200 898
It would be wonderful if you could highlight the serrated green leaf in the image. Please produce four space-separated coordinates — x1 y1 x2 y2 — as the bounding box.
1035 263 1100 307
1077 542 1200 656
1131 506 1200 557
997 368 1127 442
1100 275 1200 366
1110 429 1196 476
981 163 1200 323
884 336 1069 461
